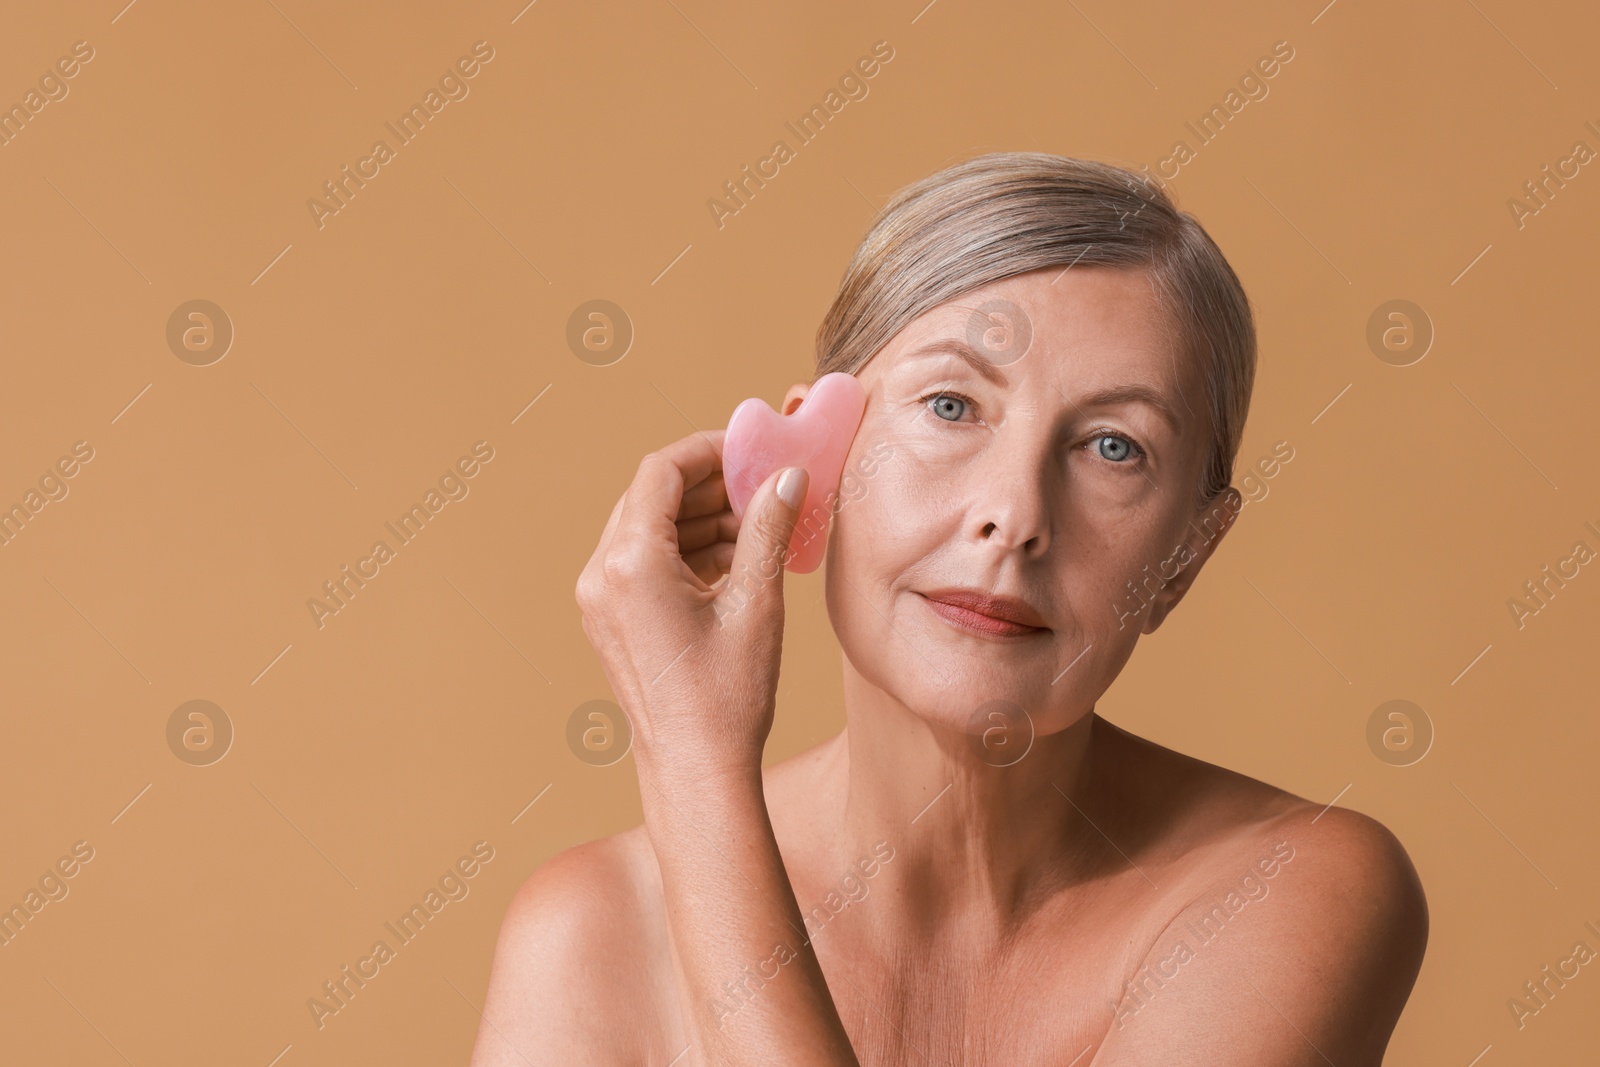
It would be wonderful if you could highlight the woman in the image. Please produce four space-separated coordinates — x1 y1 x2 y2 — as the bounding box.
470 153 1428 1065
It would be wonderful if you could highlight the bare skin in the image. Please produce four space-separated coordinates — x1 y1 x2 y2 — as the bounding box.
470 267 1429 1066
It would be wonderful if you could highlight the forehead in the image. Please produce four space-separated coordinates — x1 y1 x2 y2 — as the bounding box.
871 266 1189 391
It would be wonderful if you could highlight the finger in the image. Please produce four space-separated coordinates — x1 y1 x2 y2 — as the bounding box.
679 470 729 521
682 540 736 585
676 509 740 556
615 431 727 560
660 428 725 489
717 466 807 620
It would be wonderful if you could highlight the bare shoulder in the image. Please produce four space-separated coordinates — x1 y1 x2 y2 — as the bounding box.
466 743 840 1067
1099 716 1426 893
470 827 671 1066
1262 799 1431 998
1093 723 1429 1064
1178 792 1430 972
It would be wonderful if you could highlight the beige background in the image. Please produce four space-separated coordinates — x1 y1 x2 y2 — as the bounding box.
1 0 1596 1062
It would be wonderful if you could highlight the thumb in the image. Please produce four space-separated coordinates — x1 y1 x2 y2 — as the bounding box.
722 466 808 617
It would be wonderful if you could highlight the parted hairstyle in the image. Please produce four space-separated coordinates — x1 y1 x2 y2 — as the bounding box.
813 151 1257 507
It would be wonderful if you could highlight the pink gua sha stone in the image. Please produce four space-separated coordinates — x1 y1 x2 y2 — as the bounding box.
723 372 867 574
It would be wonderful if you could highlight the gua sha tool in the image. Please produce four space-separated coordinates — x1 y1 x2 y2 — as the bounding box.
723 372 867 574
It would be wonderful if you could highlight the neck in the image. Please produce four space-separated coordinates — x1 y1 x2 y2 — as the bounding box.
824 652 1107 943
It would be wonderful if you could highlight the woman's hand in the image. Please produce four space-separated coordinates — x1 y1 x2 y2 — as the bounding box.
574 430 857 1065
575 428 811 775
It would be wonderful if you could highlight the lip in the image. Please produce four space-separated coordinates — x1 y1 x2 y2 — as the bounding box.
917 588 1049 637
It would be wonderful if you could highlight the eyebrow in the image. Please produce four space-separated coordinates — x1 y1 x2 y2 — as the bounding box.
1070 382 1186 437
903 337 1186 435
903 338 1010 386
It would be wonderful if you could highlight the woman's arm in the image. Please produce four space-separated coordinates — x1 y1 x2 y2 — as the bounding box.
575 431 858 1066
637 752 857 1064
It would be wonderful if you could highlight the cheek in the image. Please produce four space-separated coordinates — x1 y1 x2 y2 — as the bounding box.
1106 520 1181 592
1042 501 1185 650
895 414 986 472
830 421 949 547
828 460 921 577
823 460 942 659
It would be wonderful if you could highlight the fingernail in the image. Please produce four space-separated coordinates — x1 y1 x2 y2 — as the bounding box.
777 467 808 509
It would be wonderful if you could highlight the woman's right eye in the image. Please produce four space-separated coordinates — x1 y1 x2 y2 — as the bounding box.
920 390 974 422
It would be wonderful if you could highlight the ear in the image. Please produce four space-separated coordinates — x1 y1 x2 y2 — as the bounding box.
1143 486 1243 633
781 381 812 416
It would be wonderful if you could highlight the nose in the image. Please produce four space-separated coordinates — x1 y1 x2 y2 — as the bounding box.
966 430 1052 559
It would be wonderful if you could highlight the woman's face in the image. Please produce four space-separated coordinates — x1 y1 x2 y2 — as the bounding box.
789 265 1241 742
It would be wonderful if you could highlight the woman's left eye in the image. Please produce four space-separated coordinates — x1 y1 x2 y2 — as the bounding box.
919 390 975 422
1089 433 1143 463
